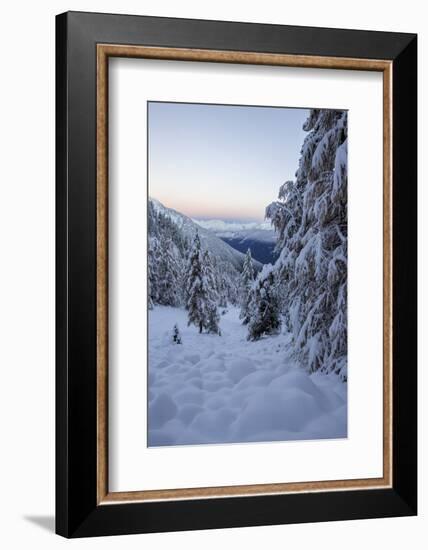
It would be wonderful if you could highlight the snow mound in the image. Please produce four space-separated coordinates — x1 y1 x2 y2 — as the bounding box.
149 393 178 429
228 357 257 383
232 388 321 437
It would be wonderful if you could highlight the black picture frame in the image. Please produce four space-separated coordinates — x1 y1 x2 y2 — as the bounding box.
56 11 417 538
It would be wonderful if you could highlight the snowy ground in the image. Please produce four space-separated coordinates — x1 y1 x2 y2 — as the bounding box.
148 306 347 446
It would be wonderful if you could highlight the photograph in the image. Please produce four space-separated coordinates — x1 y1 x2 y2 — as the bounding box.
147 101 348 447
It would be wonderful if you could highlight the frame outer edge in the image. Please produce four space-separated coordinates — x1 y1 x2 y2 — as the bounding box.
55 11 70 538
65 11 416 60
391 35 418 513
96 44 392 505
56 11 418 537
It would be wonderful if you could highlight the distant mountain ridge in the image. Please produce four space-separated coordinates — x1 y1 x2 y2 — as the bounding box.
193 219 272 234
194 218 278 265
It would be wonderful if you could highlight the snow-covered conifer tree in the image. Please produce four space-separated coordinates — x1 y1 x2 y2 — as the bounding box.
202 250 221 335
148 237 160 308
247 264 281 340
186 232 208 333
172 323 182 344
266 109 347 379
239 248 255 324
157 236 182 307
211 256 227 308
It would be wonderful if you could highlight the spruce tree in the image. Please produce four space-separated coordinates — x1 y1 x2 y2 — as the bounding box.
211 256 227 308
172 323 182 344
239 248 255 324
247 265 281 340
266 109 347 378
148 237 160 308
202 250 221 335
186 232 208 333
157 236 182 307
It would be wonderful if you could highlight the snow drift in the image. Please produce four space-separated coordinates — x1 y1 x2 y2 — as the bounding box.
148 306 347 446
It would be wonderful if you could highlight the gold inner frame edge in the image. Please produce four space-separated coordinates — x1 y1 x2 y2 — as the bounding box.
96 44 393 505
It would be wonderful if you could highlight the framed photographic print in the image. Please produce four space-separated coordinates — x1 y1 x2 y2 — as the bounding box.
56 11 417 538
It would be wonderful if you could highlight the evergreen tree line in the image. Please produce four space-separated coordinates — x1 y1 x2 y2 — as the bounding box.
238 109 348 380
148 203 239 315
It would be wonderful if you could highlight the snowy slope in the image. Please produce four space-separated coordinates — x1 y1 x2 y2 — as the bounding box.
148 306 347 446
150 198 261 270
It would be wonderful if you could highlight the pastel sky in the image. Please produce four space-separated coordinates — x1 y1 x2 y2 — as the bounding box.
148 102 309 222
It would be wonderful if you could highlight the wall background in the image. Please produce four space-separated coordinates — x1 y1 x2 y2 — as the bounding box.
0 1 424 547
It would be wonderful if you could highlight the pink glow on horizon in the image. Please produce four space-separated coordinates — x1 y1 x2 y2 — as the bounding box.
151 192 266 222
